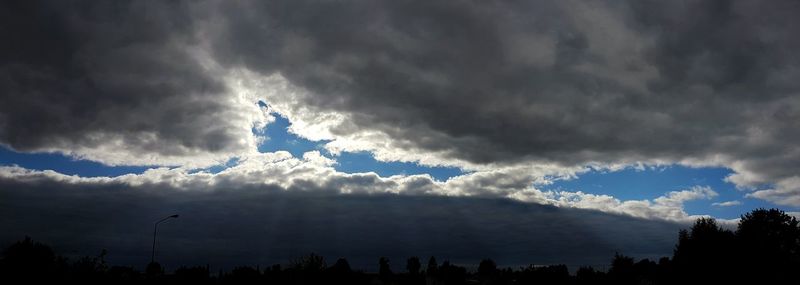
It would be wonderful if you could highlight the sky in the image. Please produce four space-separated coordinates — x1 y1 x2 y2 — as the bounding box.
1 0 800 271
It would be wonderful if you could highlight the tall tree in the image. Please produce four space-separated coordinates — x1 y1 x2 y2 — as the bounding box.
406 256 421 275
737 208 800 283
426 256 438 277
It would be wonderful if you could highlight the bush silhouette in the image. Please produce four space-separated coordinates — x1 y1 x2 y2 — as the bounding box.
289 253 326 273
0 236 63 282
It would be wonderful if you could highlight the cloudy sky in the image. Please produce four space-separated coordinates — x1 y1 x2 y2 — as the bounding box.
1 0 799 270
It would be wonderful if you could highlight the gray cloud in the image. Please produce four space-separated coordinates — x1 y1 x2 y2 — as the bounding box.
208 0 800 202
0 1 266 166
0 172 682 270
1 1 799 205
3 1 792 269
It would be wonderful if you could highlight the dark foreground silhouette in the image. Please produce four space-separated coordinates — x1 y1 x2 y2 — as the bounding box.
1 208 798 284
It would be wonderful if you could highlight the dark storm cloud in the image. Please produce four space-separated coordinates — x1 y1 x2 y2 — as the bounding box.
211 0 799 163
207 0 800 200
0 1 261 166
0 175 681 270
1 1 799 202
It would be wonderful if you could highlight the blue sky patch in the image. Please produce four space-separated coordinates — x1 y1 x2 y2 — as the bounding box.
255 108 329 158
0 146 149 177
542 166 784 219
255 105 464 181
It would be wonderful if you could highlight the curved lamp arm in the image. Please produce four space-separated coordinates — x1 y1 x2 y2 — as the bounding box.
151 214 179 264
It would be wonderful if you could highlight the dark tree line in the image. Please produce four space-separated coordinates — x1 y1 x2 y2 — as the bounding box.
2 208 799 284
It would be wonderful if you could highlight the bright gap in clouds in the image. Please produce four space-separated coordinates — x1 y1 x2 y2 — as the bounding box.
333 151 464 182
255 102 329 158
255 105 465 182
544 166 778 220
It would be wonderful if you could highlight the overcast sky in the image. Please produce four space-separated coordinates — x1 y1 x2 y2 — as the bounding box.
1 0 799 271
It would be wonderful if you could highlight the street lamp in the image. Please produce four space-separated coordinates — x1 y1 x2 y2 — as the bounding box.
150 214 179 264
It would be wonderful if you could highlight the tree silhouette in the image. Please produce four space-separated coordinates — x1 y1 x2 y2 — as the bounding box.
0 236 63 282
607 253 635 285
517 264 570 285
378 256 392 282
145 262 164 278
174 265 210 285
329 258 352 274
738 208 800 255
406 256 421 275
426 256 438 278
477 258 497 284
224 266 261 285
327 258 356 284
672 217 736 283
477 259 496 276
107 265 142 284
435 260 467 285
575 266 605 285
286 253 327 284
71 249 109 283
2 208 798 285
290 252 326 273
737 208 800 283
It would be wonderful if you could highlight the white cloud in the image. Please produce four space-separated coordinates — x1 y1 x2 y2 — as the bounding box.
0 155 720 223
745 176 800 206
712 200 743 207
524 186 719 222
302 150 337 167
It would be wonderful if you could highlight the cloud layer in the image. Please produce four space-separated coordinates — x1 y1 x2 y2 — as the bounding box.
1 0 799 207
0 163 682 269
211 1 800 203
0 151 721 223
0 1 268 167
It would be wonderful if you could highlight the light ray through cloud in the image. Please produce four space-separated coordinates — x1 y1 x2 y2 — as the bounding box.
1 0 800 272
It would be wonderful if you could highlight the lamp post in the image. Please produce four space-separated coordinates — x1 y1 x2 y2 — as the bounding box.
150 214 179 264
